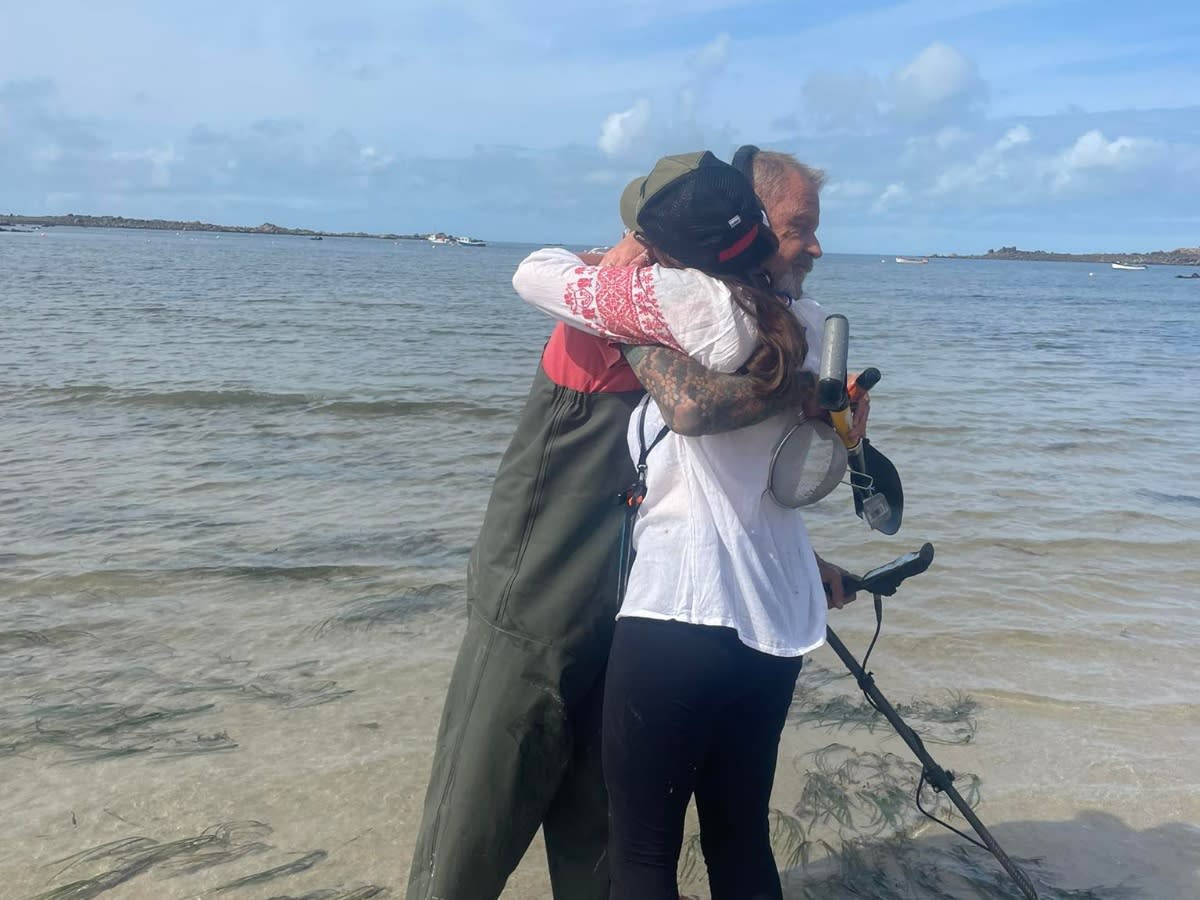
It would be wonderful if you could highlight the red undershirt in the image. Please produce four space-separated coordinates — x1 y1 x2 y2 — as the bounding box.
540 322 643 394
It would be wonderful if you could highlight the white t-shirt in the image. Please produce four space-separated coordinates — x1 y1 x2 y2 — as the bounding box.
512 248 828 657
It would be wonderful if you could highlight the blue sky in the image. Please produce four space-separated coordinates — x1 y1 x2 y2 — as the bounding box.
2 0 1198 253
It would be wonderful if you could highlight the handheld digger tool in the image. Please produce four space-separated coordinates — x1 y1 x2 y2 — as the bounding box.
818 314 903 534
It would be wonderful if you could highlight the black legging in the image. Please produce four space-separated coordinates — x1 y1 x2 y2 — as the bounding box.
602 616 803 900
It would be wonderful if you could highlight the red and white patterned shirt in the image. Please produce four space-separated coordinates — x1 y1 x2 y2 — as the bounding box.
512 248 760 375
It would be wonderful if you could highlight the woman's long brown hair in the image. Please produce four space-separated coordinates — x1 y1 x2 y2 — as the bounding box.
723 275 808 398
646 247 807 398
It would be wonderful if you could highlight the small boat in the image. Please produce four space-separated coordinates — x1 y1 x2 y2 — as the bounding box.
895 256 929 264
310 236 323 241
457 237 487 247
428 233 455 245
1175 272 1200 279
1111 262 1146 270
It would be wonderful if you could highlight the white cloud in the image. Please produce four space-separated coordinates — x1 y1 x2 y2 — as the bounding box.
901 125 972 166
595 31 739 161
932 124 1033 196
598 99 652 158
359 143 394 169
890 42 986 123
900 125 973 167
825 179 874 199
996 124 1032 152
1048 129 1165 190
873 182 907 212
691 32 731 75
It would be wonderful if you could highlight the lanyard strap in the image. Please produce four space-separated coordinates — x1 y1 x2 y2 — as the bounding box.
616 399 669 605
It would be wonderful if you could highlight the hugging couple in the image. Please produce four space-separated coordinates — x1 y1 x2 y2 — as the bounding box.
408 147 869 900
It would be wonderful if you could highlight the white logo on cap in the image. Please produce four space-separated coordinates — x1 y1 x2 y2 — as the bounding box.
728 215 742 229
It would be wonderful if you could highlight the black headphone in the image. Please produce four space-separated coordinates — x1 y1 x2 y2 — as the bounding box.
728 144 780 276
732 143 776 231
731 144 760 179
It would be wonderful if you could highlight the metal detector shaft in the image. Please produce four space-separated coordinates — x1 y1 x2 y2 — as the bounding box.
824 626 1040 899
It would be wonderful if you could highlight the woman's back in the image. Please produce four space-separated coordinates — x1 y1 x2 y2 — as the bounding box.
622 294 829 657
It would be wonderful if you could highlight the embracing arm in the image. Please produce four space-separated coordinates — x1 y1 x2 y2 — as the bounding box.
512 248 756 371
623 345 817 436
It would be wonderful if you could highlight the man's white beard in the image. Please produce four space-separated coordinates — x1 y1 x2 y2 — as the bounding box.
771 263 808 298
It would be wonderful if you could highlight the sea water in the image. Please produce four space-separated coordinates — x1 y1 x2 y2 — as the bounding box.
2 229 1198 899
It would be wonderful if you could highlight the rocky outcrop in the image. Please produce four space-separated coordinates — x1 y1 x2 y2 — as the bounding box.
940 245 1200 266
0 213 428 241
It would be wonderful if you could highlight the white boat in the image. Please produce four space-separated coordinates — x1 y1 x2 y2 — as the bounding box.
427 233 455 245
457 237 487 247
895 256 929 264
1111 262 1146 270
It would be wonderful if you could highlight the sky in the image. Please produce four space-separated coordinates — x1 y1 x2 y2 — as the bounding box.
2 0 1198 253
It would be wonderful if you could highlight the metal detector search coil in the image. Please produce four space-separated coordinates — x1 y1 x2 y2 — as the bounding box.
825 543 1041 900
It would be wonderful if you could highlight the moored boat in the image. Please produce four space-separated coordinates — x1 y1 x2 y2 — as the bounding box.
895 256 929 264
1111 262 1147 270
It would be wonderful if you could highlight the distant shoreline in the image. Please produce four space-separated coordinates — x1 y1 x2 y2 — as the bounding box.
933 245 1200 267
0 213 433 242
3 216 1198 266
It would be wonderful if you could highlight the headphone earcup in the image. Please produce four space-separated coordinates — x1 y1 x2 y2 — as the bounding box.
731 144 760 178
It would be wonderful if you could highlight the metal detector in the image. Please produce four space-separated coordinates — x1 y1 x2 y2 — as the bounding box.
828 543 1040 900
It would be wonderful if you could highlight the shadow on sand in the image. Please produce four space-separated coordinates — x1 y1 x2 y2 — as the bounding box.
775 809 1199 899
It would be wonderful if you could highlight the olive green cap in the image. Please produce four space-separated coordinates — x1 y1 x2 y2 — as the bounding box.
619 151 720 233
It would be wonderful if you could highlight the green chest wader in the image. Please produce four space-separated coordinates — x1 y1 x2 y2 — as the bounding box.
407 369 644 900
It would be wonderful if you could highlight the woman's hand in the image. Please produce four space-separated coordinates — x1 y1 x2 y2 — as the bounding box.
815 553 856 610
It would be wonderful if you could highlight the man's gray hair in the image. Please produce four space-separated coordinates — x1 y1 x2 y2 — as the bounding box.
750 151 826 208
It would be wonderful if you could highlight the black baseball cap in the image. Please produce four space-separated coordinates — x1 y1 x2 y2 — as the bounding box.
619 150 777 275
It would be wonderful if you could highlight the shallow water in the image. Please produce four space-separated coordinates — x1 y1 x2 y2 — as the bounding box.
2 228 1198 899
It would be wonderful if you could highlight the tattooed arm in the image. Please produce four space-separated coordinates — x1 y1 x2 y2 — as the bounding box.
623 345 817 436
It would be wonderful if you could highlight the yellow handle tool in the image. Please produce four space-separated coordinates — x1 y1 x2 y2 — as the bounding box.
818 315 897 532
